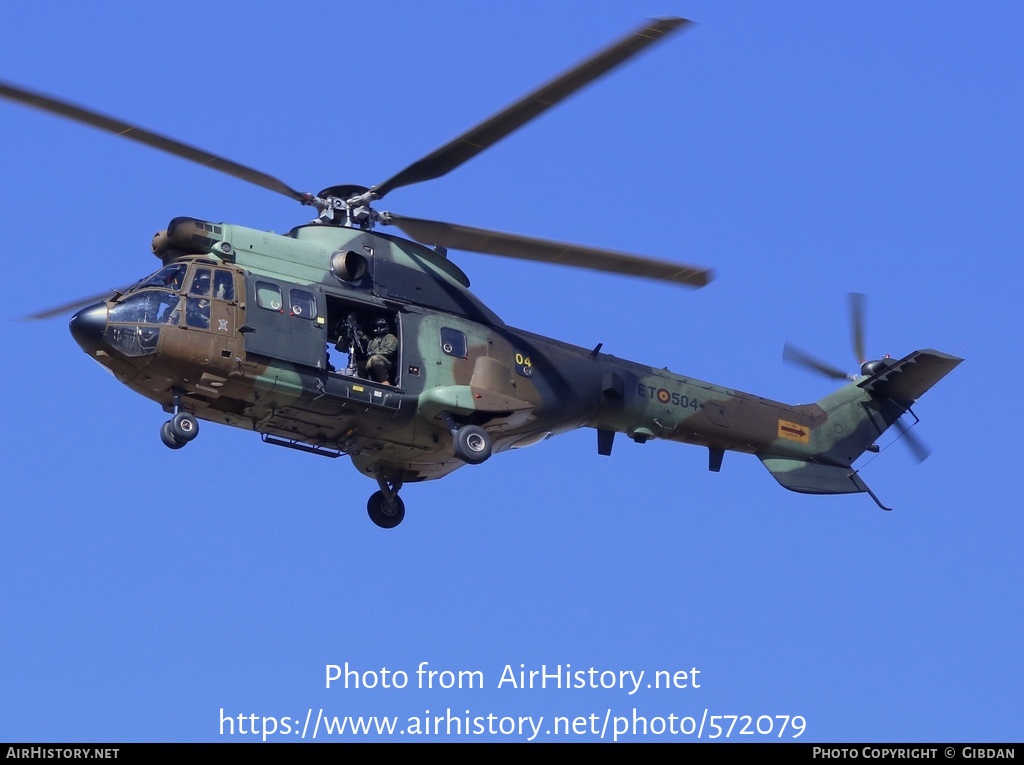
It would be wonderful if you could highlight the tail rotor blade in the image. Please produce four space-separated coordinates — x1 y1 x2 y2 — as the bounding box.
894 417 931 463
783 342 851 381
849 292 866 365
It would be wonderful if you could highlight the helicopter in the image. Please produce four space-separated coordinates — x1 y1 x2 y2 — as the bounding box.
3 17 961 528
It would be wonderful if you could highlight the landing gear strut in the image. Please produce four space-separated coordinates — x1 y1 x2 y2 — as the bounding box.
367 471 405 529
160 390 199 450
440 413 492 465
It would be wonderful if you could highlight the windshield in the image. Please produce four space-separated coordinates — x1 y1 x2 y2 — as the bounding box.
108 291 180 325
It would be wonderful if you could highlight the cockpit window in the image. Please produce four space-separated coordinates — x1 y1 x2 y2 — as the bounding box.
136 264 187 292
213 270 234 301
105 325 161 357
189 268 212 297
109 291 180 326
186 297 210 329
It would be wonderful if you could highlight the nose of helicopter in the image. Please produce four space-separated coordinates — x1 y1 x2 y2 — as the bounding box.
69 302 108 354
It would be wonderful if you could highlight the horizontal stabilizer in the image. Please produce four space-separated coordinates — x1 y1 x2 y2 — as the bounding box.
759 455 869 495
859 349 962 403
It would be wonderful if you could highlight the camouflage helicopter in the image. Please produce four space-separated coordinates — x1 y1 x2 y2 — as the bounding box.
4 18 960 528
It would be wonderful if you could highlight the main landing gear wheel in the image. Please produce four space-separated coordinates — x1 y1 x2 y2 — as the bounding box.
160 421 186 450
367 491 406 529
160 390 200 450
170 412 199 442
454 424 492 464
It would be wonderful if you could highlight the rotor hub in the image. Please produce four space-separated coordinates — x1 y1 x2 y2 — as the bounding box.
314 185 380 228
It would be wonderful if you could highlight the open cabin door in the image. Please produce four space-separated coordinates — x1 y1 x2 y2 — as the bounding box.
324 295 403 388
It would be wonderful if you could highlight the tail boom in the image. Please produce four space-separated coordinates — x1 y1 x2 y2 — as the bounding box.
588 347 961 502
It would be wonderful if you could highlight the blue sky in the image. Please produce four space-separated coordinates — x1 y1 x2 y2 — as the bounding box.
1 1 1021 743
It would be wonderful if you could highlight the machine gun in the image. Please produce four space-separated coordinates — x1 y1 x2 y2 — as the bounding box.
338 312 367 377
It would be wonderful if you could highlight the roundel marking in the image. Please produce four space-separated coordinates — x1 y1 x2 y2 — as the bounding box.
657 388 671 404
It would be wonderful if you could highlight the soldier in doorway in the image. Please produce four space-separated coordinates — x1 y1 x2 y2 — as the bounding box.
363 317 398 384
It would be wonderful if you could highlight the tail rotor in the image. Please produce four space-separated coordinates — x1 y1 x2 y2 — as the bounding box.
783 293 932 462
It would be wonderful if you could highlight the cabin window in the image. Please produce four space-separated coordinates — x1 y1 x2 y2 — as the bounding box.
440 327 467 358
256 282 283 312
290 289 317 320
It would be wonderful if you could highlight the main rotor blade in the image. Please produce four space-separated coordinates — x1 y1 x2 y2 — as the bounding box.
0 81 313 205
372 17 692 199
849 292 866 364
783 342 851 381
385 214 712 288
23 288 125 321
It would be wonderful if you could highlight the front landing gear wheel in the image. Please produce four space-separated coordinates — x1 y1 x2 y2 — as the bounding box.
160 421 186 450
454 424 492 464
367 491 406 529
170 412 199 442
